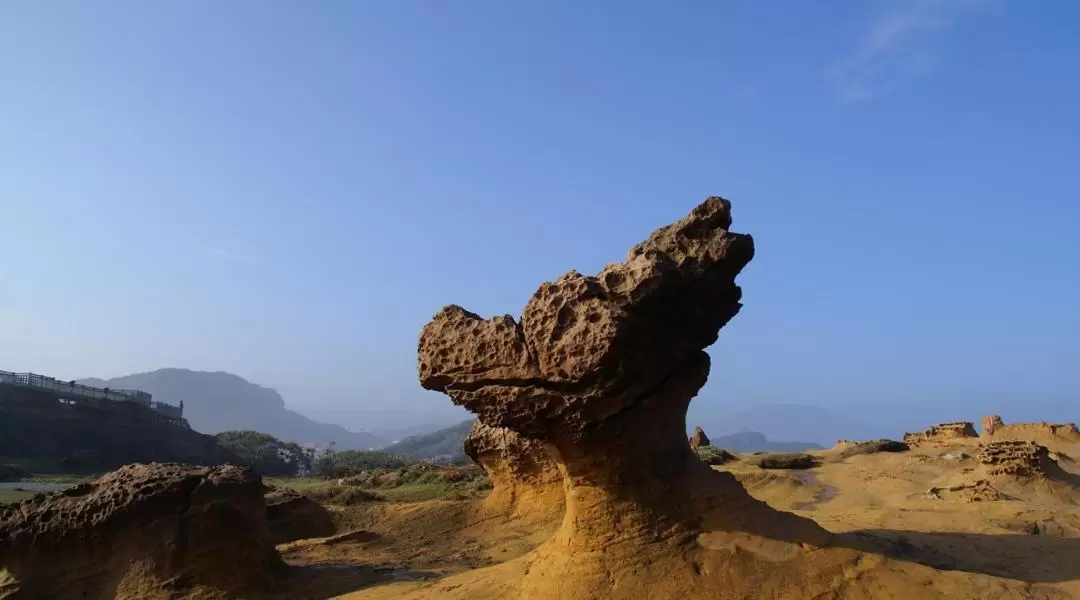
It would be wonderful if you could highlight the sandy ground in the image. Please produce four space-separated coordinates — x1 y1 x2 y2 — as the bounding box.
274 434 1080 599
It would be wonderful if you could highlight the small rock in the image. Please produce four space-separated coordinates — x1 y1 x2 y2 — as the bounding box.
939 451 970 461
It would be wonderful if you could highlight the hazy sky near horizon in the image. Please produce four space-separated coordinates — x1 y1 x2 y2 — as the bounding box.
2 1 1078 433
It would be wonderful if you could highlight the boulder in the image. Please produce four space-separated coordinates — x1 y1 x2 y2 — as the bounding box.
0 463 283 599
688 426 711 450
264 485 336 544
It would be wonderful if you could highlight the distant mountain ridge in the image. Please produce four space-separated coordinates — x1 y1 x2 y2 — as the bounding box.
79 368 384 450
382 419 474 461
693 403 886 447
380 418 821 462
704 429 822 453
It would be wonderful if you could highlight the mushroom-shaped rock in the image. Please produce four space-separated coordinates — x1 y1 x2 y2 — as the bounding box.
0 463 283 599
418 197 827 575
462 420 563 517
689 426 711 450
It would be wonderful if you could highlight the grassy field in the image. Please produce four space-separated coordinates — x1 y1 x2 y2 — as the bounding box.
0 489 36 505
0 473 96 505
1 471 487 507
268 471 492 504
265 476 325 491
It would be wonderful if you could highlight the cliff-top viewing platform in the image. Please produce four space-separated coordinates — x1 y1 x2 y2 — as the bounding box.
0 370 184 425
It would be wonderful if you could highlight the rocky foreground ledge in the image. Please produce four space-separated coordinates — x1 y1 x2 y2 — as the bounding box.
0 463 283 599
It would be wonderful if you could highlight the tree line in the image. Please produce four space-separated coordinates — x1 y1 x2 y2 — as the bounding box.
215 430 414 478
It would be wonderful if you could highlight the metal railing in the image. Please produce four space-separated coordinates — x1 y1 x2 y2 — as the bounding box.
0 370 183 419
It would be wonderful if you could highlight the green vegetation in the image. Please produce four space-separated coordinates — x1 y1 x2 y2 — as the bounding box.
264 476 324 490
747 452 817 470
215 430 312 476
381 419 474 464
273 463 491 505
837 439 909 459
0 489 35 505
303 485 382 506
694 445 737 465
312 447 414 479
26 474 96 485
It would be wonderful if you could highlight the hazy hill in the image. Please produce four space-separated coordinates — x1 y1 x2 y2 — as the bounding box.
381 418 821 461
382 419 475 461
707 430 822 453
697 404 885 447
79 368 384 450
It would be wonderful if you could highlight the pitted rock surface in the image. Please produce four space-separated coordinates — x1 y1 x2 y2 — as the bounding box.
418 197 753 440
977 440 1058 478
0 463 282 599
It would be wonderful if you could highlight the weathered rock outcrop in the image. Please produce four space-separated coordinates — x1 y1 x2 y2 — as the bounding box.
689 426 711 450
977 440 1061 479
902 422 979 446
980 417 1080 443
265 485 336 544
462 420 563 517
0 463 283 599
418 197 832 597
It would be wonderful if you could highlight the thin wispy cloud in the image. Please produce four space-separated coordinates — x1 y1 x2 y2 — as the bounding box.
828 0 987 103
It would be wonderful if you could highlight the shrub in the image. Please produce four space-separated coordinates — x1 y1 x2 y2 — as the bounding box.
837 439 909 459
304 485 382 506
313 450 414 479
695 445 737 465
747 453 816 470
215 430 309 476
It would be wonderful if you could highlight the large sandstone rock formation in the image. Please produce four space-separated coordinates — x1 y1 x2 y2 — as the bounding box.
265 485 336 544
462 420 563 517
0 463 283 599
902 422 979 446
417 197 839 597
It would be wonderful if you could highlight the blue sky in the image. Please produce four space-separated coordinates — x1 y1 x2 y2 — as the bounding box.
1 1 1077 435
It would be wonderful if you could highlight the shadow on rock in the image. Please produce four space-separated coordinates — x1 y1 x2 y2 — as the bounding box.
839 528 1080 583
278 563 442 599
